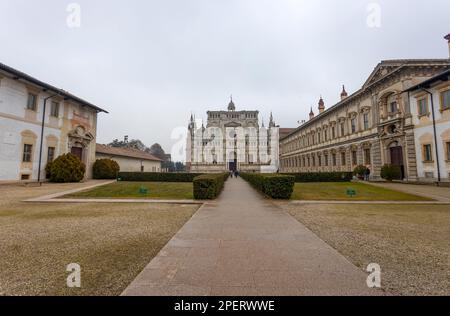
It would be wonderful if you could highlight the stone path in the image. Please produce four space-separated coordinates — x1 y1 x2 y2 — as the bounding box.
122 178 378 296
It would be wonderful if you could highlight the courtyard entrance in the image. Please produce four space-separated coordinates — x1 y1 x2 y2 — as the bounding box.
390 146 404 179
71 146 83 161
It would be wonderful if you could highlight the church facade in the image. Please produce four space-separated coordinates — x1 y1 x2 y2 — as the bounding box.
279 59 450 181
186 99 279 173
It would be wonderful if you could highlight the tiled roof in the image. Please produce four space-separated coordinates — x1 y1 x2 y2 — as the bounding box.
0 62 108 113
279 128 296 138
96 144 162 162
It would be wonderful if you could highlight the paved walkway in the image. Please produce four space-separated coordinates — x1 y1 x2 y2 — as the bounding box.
122 178 378 296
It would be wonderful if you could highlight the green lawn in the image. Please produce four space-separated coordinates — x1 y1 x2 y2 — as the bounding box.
291 182 432 201
66 182 194 200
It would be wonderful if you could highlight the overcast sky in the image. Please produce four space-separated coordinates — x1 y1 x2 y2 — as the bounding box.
1 0 449 155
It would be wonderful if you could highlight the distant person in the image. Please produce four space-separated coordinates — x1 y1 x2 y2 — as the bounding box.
364 167 371 181
234 170 239 178
230 171 234 178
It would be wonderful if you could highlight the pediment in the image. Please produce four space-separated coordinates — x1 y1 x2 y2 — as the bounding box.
363 63 402 88
224 121 242 128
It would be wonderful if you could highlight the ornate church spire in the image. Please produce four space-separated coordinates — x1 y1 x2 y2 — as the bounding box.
341 85 348 100
309 107 315 120
269 112 276 128
228 95 236 111
318 96 325 113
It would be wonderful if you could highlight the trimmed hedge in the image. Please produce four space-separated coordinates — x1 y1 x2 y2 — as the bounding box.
241 173 295 199
48 153 86 183
282 172 353 183
193 173 229 200
381 164 402 181
353 165 368 178
93 159 120 179
118 172 203 182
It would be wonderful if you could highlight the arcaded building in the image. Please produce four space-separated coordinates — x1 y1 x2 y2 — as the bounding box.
280 58 450 181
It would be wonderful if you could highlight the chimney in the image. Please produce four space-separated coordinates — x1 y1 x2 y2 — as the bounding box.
318 96 325 114
445 33 450 58
341 85 348 100
309 107 315 120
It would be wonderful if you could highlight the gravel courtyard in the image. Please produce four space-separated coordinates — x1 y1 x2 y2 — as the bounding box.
0 182 198 296
279 203 450 296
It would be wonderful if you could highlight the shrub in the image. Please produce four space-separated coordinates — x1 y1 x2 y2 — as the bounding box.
93 159 120 179
193 173 229 200
45 161 53 179
48 153 86 183
241 173 295 199
353 165 368 178
282 172 353 183
118 172 202 182
381 164 402 181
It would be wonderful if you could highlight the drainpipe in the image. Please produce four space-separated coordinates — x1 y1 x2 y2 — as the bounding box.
421 88 441 185
37 93 59 184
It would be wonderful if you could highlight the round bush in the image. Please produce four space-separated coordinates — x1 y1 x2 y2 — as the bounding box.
353 165 368 178
93 159 120 179
380 164 401 181
49 153 86 183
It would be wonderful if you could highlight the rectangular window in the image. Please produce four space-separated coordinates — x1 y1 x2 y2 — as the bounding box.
318 156 322 167
364 148 371 165
423 144 432 162
324 155 329 166
447 142 450 160
352 151 357 165
27 93 37 111
341 152 346 166
23 144 33 162
332 154 337 166
312 156 315 167
441 90 450 110
418 98 428 116
340 123 345 137
50 101 60 117
390 102 398 113
332 126 336 139
363 113 369 130
351 119 356 133
47 147 55 163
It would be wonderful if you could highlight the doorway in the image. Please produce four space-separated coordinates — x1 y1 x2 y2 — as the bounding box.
71 146 83 161
228 152 237 172
389 146 404 179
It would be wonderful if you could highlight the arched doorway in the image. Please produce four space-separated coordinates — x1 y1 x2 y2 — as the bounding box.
389 142 404 180
228 151 237 172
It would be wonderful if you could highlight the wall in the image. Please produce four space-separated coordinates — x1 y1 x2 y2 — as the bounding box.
96 153 162 173
0 75 98 181
410 81 450 181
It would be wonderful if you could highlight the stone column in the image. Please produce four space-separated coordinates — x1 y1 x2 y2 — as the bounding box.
372 141 382 179
405 130 418 181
